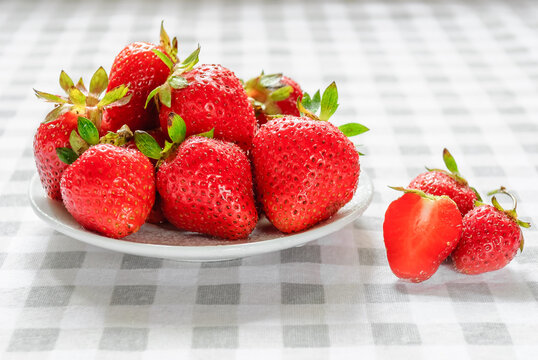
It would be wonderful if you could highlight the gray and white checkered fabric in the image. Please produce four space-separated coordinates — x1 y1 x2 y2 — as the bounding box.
1 0 538 358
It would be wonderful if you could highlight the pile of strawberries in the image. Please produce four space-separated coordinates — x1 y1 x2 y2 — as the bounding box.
383 149 530 281
33 23 368 241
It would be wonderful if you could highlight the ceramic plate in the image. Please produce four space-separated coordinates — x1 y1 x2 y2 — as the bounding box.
28 172 373 262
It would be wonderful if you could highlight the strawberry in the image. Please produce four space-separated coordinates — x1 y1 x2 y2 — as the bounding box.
146 48 257 151
383 188 463 282
244 72 303 125
408 149 480 216
135 113 258 240
59 118 155 239
33 68 130 200
101 22 178 134
452 187 530 275
250 83 368 233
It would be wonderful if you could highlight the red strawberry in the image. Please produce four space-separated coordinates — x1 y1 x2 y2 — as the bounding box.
60 142 155 239
250 83 368 233
34 112 78 200
452 187 530 275
244 72 303 125
409 149 480 216
147 48 257 151
34 68 130 200
383 189 463 282
101 23 178 134
135 113 258 240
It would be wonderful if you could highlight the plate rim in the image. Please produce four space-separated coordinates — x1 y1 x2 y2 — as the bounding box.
28 171 374 261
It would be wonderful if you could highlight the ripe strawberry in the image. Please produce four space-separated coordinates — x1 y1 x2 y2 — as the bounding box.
147 48 257 151
135 113 257 240
59 119 155 239
409 148 480 216
34 68 130 200
250 83 368 233
452 187 530 275
244 72 303 125
61 144 155 238
383 188 463 282
101 23 178 134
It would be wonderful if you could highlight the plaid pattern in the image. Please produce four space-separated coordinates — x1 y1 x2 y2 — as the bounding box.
1 0 538 358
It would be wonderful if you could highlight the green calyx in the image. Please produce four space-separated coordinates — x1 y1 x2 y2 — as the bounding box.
56 116 134 165
297 82 338 121
145 45 201 109
35 67 132 129
297 82 369 140
244 72 294 117
426 148 482 201
159 21 178 64
134 112 213 168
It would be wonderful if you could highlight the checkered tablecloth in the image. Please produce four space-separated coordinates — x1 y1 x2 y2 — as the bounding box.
1 0 538 358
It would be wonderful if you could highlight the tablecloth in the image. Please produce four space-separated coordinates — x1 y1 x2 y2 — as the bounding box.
1 0 538 359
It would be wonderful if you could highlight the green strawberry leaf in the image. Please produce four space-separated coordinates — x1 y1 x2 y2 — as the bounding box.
319 82 338 121
168 113 186 143
269 85 293 102
56 147 78 165
34 89 67 103
470 187 483 202
491 196 504 212
296 97 319 120
174 45 200 75
196 128 214 138
518 220 531 229
68 87 87 107
76 77 88 93
103 93 132 109
152 49 174 71
162 140 174 155
259 73 282 88
89 66 108 96
145 86 161 109
59 71 74 93
44 105 68 123
301 90 321 114
159 21 171 51
98 84 129 108
99 125 133 147
77 117 99 145
159 21 178 63
134 131 162 160
158 84 172 108
443 148 460 175
168 75 188 89
69 130 88 155
338 123 369 137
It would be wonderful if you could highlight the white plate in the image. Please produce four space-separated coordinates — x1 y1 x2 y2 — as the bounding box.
28 172 373 262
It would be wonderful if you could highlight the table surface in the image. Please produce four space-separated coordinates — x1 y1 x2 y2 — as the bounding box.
1 0 538 359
